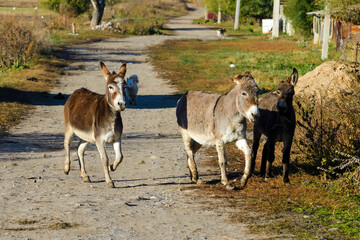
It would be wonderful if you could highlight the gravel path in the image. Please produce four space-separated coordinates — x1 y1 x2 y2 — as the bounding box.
0 4 266 240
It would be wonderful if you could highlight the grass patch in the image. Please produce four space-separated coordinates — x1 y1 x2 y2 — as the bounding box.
150 38 339 93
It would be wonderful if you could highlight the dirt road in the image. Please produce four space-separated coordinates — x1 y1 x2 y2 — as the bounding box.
0 5 266 240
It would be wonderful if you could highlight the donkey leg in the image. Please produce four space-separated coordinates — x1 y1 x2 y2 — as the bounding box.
260 141 268 177
216 141 232 189
265 140 276 181
282 139 293 183
190 140 202 183
251 130 262 173
77 140 90 182
110 139 123 171
96 140 114 188
180 129 201 183
64 128 73 175
236 139 252 189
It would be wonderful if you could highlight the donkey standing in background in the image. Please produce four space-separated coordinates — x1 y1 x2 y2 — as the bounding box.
64 62 127 188
176 73 260 190
251 68 299 183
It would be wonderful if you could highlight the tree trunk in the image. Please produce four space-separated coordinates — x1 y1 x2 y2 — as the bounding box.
90 0 105 29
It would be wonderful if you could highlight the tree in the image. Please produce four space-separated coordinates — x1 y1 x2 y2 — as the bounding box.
90 0 105 28
283 0 319 36
201 0 235 20
241 0 273 25
323 0 360 24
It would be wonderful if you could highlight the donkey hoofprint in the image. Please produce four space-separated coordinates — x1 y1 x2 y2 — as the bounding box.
176 73 260 190
251 68 299 183
64 62 127 188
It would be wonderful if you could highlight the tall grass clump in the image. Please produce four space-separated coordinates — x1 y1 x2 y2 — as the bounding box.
0 16 51 70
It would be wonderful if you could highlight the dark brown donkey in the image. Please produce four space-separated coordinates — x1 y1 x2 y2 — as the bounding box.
251 68 298 183
64 62 127 188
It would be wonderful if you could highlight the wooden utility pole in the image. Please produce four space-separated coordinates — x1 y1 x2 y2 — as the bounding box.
272 0 280 38
234 0 241 30
322 8 331 60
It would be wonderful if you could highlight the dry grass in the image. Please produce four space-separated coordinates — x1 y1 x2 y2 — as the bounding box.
0 0 39 8
0 15 51 68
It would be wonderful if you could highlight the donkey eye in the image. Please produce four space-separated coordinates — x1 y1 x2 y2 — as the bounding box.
241 92 248 97
108 86 114 91
276 90 281 95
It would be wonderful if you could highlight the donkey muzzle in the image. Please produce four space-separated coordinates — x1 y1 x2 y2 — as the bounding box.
246 105 260 123
277 100 287 113
118 102 126 111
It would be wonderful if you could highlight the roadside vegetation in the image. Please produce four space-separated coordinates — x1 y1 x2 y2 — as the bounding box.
0 0 187 134
149 32 359 240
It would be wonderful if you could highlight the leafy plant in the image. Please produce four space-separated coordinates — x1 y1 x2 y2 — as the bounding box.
283 0 320 37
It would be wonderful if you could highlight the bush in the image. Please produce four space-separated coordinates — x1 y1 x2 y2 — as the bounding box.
295 87 360 192
47 0 90 16
0 16 51 70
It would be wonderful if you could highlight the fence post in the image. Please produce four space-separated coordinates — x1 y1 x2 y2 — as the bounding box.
355 42 359 64
321 8 331 60
72 23 76 34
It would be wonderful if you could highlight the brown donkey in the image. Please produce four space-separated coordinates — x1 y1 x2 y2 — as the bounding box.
64 62 127 188
176 73 260 190
251 68 298 183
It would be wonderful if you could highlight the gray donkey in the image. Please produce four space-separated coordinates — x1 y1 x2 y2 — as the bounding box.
176 73 260 190
251 68 298 183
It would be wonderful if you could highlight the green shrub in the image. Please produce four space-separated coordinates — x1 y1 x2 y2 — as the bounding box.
47 0 90 16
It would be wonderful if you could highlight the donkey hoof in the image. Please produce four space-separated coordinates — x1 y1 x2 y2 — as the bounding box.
109 164 115 171
196 179 203 185
83 176 91 183
225 184 234 190
107 182 115 188
64 169 69 175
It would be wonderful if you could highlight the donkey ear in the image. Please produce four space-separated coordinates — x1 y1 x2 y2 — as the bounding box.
244 72 252 78
232 75 242 85
289 68 298 86
119 63 127 78
100 62 111 80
